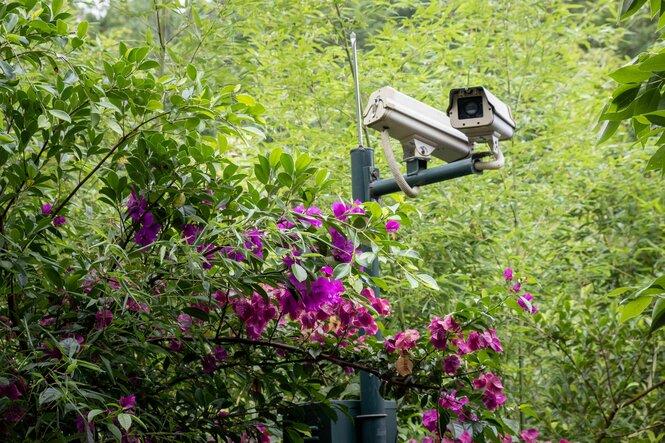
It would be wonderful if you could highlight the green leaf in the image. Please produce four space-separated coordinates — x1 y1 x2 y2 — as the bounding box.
518 403 540 420
77 20 88 39
610 65 652 84
639 52 665 71
39 387 62 405
269 148 283 167
291 263 307 282
620 296 653 323
107 423 123 442
48 109 71 122
52 0 63 15
280 153 295 174
295 153 311 172
117 413 132 432
138 60 160 70
333 263 351 280
621 0 648 19
38 114 51 129
186 64 198 81
607 287 633 297
651 298 665 332
355 251 376 268
645 144 665 174
87 409 105 421
405 272 419 289
418 273 440 290
236 94 256 106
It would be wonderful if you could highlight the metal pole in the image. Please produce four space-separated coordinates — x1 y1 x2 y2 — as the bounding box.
349 32 387 443
351 32 364 148
371 157 481 198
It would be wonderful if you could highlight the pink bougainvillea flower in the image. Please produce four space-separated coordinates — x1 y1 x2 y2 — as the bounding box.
329 228 354 263
41 202 53 215
76 412 95 434
126 191 147 222
168 339 184 353
126 297 149 313
3 404 26 424
500 435 513 443
119 394 136 410
177 313 192 332
383 337 397 354
244 229 265 259
422 409 438 432
0 382 22 400
427 317 452 350
511 281 521 292
519 428 539 443
385 220 400 233
443 354 461 374
52 215 67 227
438 389 468 415
473 372 506 411
331 200 364 221
212 345 228 362
181 224 202 245
94 308 113 330
394 329 420 351
517 293 537 314
503 267 514 281
134 212 161 246
458 431 473 443
293 205 323 227
222 246 245 262
482 389 507 411
201 354 217 373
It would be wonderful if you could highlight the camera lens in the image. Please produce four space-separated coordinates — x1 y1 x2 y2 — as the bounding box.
458 96 484 120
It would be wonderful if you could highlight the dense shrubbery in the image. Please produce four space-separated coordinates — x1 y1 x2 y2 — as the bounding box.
0 2 569 442
1 1 664 442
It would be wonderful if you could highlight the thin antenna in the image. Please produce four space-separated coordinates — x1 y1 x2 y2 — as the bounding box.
350 32 364 148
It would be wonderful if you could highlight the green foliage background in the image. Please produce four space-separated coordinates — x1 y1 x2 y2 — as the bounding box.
2 0 665 441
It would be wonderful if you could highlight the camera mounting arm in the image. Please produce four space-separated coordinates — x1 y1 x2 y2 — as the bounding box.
473 136 505 171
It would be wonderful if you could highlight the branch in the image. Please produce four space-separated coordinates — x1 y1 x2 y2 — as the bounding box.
210 336 478 392
596 379 665 442
51 112 168 218
621 378 665 408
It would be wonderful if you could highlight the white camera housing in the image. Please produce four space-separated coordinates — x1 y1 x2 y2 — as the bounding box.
447 87 515 143
363 86 471 163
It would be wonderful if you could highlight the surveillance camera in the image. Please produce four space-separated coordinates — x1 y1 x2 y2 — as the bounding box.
447 87 515 143
363 86 470 163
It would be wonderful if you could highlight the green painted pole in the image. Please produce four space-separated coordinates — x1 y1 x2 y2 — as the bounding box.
370 158 480 199
350 147 387 443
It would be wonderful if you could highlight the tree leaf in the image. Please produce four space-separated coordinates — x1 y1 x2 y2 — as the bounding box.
39 387 62 405
645 144 665 174
418 274 440 290
48 109 71 122
609 65 652 84
333 263 350 280
77 20 88 39
620 296 653 323
651 298 665 332
291 263 307 282
117 413 132 432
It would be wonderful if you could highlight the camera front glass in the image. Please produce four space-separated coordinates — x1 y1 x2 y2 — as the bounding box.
457 96 484 120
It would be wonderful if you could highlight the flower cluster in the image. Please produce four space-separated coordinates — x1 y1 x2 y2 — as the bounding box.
127 191 161 247
427 315 460 349
504 268 538 314
473 372 506 411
